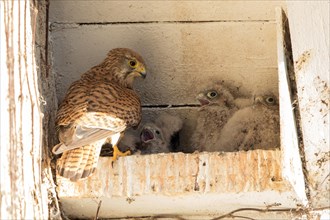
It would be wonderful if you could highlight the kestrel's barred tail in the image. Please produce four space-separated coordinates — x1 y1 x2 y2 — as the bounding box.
56 141 103 181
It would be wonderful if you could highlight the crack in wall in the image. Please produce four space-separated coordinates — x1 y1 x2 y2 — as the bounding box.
60 19 274 26
193 155 200 192
48 19 275 31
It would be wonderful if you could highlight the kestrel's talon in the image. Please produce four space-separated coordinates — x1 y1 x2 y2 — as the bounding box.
112 145 131 163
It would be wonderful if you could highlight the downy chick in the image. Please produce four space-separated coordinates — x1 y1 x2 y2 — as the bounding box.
217 93 280 151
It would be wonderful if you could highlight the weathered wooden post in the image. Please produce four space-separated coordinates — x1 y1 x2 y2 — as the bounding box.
0 0 59 219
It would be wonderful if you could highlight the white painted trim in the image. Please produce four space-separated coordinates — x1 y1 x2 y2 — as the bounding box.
275 7 308 206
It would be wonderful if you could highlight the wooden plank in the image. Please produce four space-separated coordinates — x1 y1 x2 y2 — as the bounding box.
0 1 50 219
57 150 299 219
275 8 308 206
286 1 330 208
49 1 286 23
50 22 279 105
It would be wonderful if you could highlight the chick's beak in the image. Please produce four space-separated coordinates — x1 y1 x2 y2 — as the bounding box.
196 93 209 106
196 93 204 100
141 127 154 142
254 96 263 104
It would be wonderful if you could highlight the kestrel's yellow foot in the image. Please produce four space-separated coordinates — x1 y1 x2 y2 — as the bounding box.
111 145 131 166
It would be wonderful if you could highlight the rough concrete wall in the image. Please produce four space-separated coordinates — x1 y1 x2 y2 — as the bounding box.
48 1 285 149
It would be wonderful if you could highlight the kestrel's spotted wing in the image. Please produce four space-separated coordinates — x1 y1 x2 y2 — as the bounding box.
53 48 147 181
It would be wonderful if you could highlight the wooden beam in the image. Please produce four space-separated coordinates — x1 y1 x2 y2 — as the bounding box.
286 1 330 208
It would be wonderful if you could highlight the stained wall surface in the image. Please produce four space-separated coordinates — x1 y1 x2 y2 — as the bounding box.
49 1 285 149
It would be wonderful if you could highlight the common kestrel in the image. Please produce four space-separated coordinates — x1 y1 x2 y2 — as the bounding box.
190 81 241 152
217 93 280 151
52 48 147 181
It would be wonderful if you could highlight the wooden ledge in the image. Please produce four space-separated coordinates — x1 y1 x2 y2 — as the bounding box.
57 150 301 219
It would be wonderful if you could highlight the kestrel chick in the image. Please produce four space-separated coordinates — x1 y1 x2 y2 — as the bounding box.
101 113 183 155
139 113 183 154
190 82 240 152
52 48 147 181
217 93 280 151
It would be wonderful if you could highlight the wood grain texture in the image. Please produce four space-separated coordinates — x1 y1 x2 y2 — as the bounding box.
287 1 330 208
0 0 51 219
56 150 300 219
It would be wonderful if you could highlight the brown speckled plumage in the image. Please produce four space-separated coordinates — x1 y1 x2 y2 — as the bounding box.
53 48 147 181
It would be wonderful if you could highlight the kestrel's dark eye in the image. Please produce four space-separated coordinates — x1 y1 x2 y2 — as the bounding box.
155 130 160 135
266 96 275 104
129 60 137 68
207 91 218 99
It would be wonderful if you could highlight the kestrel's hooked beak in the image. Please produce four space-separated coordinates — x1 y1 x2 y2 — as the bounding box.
136 65 147 79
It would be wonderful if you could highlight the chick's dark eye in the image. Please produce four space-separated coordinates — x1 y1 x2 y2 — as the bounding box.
129 60 137 67
207 91 218 98
266 97 275 104
155 130 160 135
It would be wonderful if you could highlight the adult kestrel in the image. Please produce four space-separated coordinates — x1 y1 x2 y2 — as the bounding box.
190 81 242 152
217 93 280 151
52 48 147 181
